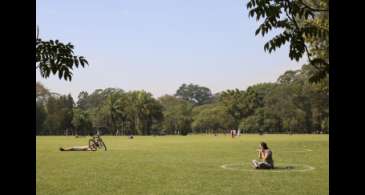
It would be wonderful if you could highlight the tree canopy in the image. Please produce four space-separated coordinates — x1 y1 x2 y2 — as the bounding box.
247 0 329 82
175 83 213 106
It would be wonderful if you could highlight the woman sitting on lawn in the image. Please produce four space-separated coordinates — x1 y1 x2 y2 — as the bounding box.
59 138 97 151
251 142 274 169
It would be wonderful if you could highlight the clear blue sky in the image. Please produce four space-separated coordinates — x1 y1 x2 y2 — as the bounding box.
36 0 304 100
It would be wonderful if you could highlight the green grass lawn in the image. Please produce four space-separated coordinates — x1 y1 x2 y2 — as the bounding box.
36 134 328 195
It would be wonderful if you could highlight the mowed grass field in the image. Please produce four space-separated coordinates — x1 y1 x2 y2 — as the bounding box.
36 134 328 195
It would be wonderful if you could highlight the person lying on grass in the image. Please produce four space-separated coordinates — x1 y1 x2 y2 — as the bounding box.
251 142 274 169
59 138 97 151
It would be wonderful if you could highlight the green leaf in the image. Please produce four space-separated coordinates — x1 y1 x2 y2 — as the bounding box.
255 28 261 35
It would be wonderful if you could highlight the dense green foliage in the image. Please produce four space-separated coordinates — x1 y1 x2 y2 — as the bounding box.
159 95 193 135
36 66 328 135
37 135 328 195
247 0 329 82
36 28 88 81
192 104 236 134
175 83 213 105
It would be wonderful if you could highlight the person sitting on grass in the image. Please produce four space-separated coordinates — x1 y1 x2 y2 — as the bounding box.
59 138 97 151
251 142 274 169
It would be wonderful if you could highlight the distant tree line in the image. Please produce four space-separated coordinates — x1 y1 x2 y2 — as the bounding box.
36 64 328 136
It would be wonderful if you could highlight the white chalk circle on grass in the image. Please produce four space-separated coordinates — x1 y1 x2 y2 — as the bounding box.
221 163 315 172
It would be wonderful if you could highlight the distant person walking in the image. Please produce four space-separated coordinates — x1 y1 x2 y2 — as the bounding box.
231 129 236 138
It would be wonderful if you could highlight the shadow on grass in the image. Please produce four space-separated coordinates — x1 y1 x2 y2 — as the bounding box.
221 163 315 172
257 166 295 170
